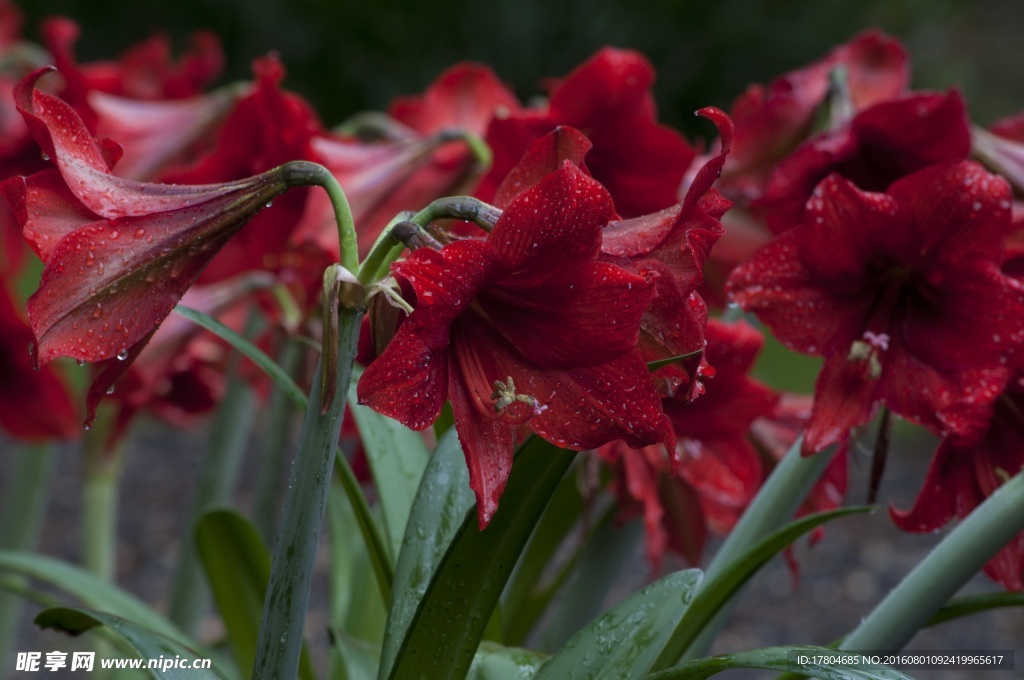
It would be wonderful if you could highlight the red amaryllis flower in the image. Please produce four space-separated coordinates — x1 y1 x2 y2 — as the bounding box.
1 68 304 423
0 281 79 440
891 372 1024 591
294 63 517 258
480 47 694 218
484 112 731 400
41 17 222 127
719 30 908 203
162 55 322 284
756 89 971 232
601 321 843 569
358 162 673 526
728 161 1024 454
88 86 244 182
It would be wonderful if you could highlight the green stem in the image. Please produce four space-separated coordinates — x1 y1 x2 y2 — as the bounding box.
439 128 493 172
81 410 123 583
357 212 415 286
410 196 502 232
0 445 58 669
356 196 501 288
840 470 1024 651
655 438 837 668
252 309 363 680
280 161 358 275
253 339 303 544
167 312 259 635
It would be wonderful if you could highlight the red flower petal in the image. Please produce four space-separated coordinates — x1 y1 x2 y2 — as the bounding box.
482 261 654 368
493 126 592 209
488 162 614 280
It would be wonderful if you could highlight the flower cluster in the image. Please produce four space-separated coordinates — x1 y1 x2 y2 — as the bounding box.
716 30 1024 589
2 1 1023 593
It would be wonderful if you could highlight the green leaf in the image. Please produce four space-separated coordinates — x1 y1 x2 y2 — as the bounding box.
34 606 227 680
468 642 548 680
173 305 307 408
927 591 1024 627
195 509 315 680
379 428 475 680
501 463 586 645
387 436 576 680
535 569 702 680
348 377 430 562
648 645 912 680
657 506 870 665
0 551 194 648
538 514 642 652
328 626 380 680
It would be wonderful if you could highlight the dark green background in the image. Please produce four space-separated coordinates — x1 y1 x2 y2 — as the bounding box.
14 0 1022 136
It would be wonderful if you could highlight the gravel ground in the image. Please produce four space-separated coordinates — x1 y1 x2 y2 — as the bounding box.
1 418 1022 680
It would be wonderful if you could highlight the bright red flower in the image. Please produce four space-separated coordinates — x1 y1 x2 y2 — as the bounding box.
1 68 303 423
891 372 1024 591
479 47 695 218
294 63 518 258
728 161 1024 454
0 281 79 440
358 162 673 526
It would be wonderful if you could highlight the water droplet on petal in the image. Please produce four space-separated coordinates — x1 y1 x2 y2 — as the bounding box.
116 349 129 361
76 359 86 367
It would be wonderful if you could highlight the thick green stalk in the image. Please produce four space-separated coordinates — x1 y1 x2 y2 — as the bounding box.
252 339 303 543
80 410 123 583
167 313 258 635
252 309 363 680
655 438 837 668
841 470 1024 651
0 445 58 668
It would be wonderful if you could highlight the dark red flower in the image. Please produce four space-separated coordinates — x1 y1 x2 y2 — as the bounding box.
41 17 222 126
719 30 908 203
728 161 1024 454
160 55 322 284
358 162 673 526
1 68 302 423
479 47 695 218
600 320 842 569
756 90 971 232
891 372 1024 591
488 112 731 401
0 281 79 440
667 320 780 533
88 86 243 182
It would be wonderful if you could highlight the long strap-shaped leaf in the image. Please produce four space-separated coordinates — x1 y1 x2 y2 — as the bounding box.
387 436 576 680
657 506 870 663
35 606 227 680
0 551 194 647
534 569 702 680
379 428 474 680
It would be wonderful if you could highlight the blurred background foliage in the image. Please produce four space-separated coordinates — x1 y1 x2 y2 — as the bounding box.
15 0 1023 136
12 0 1020 395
